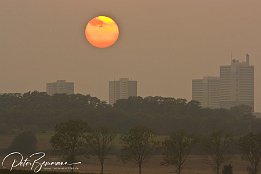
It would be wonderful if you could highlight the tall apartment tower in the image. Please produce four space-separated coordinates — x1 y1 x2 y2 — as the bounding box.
192 77 220 108
46 80 74 95
109 78 137 105
220 54 254 111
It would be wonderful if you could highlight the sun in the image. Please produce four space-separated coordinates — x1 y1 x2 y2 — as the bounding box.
85 16 119 48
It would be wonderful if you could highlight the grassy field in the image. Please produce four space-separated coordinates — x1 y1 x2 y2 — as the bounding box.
75 155 249 174
0 154 250 174
0 169 81 174
0 133 251 174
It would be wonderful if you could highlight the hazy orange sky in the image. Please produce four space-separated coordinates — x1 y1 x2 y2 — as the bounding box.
0 0 260 111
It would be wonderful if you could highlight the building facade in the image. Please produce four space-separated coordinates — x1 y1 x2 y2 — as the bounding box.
192 54 254 111
109 78 137 105
254 112 261 119
192 77 220 108
220 54 254 111
46 80 74 95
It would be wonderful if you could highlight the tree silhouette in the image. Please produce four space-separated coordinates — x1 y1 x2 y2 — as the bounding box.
87 127 115 174
239 133 261 174
120 126 158 174
50 120 89 172
203 131 233 174
8 131 37 154
162 131 194 174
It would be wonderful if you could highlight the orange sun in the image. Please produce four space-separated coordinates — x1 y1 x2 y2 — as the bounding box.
85 16 119 48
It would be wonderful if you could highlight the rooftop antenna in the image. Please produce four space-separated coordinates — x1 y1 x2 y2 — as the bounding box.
230 52 233 63
246 53 250 65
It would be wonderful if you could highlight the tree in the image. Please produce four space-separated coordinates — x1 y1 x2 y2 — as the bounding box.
121 126 158 174
87 127 115 174
230 105 253 116
222 164 233 174
2 92 261 136
239 133 261 174
8 131 37 154
203 131 233 174
50 120 89 172
162 131 194 174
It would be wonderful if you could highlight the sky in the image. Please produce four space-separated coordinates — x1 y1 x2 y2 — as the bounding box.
0 0 260 111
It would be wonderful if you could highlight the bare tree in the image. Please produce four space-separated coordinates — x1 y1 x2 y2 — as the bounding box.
162 131 194 174
87 127 115 174
239 133 261 174
120 126 158 174
203 131 233 174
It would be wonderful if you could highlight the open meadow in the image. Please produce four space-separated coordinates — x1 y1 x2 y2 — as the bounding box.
0 132 251 174
0 155 249 174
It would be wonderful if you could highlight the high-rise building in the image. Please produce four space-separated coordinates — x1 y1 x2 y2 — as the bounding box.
192 54 254 111
192 77 220 108
46 80 74 95
192 79 204 106
220 54 254 111
254 112 261 118
109 78 137 105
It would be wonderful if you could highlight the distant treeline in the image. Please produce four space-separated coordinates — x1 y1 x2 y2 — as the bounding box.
0 91 259 135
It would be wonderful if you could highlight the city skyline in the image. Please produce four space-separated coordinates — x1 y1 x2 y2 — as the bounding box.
0 54 259 111
0 0 261 111
2 55 256 109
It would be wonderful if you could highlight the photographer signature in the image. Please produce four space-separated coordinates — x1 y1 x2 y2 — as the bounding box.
2 152 81 173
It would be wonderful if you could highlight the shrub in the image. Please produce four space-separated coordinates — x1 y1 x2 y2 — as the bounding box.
8 131 37 154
